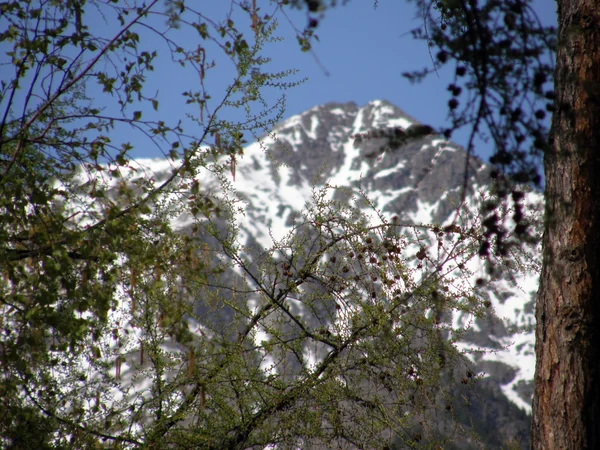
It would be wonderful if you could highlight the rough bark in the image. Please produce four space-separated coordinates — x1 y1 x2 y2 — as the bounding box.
532 0 600 448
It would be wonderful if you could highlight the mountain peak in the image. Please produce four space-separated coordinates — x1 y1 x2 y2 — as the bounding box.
274 100 417 136
257 100 485 221
104 100 538 434
363 98 418 123
230 99 539 419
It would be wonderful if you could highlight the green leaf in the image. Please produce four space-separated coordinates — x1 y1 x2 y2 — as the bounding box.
197 23 208 39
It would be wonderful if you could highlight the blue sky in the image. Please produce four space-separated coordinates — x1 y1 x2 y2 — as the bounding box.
117 0 557 162
0 0 556 163
282 0 557 132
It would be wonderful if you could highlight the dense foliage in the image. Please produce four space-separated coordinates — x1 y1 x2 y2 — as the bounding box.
1 0 540 448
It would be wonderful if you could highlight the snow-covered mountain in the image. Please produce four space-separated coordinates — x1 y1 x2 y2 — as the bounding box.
228 99 539 411
117 99 541 446
137 99 540 406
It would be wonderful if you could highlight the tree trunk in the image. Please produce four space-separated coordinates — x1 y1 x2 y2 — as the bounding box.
532 0 600 448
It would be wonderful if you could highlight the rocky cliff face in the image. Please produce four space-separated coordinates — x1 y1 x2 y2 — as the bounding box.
247 100 487 227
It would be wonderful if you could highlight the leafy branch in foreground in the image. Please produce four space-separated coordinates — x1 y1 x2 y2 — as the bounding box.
403 0 554 263
167 179 511 449
0 0 298 447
